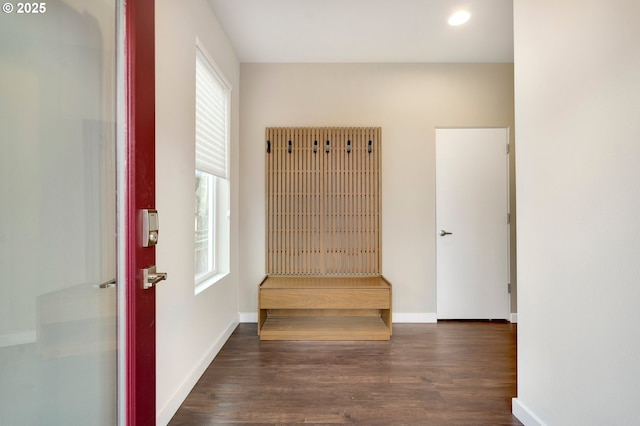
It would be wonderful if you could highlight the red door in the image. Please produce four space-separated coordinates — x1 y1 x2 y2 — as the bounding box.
126 0 157 424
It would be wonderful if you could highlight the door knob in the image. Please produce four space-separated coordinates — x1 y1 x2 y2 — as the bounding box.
142 265 167 289
439 230 453 236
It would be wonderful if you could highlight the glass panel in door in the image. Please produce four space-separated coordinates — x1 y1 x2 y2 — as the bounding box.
0 1 119 423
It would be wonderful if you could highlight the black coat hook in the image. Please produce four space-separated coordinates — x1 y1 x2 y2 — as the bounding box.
346 140 352 154
288 140 292 153
267 140 271 153
325 140 330 153
313 140 318 153
368 140 373 153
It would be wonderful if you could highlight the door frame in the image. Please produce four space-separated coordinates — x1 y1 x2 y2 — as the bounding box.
118 0 157 424
435 127 511 320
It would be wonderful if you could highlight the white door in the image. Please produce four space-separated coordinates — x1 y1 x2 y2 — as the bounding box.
436 128 510 320
0 2 120 424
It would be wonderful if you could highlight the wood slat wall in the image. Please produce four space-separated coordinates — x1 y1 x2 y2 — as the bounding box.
266 127 381 276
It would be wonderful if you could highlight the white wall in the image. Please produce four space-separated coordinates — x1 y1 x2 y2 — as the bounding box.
239 63 516 319
155 1 240 424
513 1 640 424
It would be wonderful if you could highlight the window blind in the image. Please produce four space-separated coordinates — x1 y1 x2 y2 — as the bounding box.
195 46 229 179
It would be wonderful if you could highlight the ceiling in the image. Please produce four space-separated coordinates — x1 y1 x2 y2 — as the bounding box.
207 0 514 63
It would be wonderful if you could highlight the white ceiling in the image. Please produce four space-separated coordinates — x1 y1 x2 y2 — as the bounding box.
207 0 514 63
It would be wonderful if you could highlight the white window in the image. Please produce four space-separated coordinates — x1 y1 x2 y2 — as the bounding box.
194 40 230 291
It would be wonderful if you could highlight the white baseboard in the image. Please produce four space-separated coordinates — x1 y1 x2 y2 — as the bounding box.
510 313 518 323
0 331 36 348
157 320 238 426
392 313 438 323
239 312 438 324
512 398 546 426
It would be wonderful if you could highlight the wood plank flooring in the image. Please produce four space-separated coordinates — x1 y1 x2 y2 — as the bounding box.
169 322 521 425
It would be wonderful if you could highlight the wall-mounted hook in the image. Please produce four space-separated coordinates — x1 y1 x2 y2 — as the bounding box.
313 140 318 153
368 140 373 153
347 140 352 153
267 140 271 153
288 140 292 153
325 140 330 153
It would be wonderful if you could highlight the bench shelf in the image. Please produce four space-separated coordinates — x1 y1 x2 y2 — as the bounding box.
258 276 392 341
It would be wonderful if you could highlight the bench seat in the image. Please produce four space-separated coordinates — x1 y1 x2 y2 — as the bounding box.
258 276 392 341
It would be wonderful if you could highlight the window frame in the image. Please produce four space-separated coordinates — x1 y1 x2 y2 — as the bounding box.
194 38 231 291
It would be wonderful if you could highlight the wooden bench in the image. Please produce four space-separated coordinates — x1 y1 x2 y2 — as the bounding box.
262 128 388 340
258 276 392 341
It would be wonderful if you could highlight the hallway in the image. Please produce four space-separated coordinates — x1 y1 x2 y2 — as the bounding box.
170 322 520 425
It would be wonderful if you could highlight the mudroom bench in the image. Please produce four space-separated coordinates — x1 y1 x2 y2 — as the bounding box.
261 127 390 340
258 276 392 341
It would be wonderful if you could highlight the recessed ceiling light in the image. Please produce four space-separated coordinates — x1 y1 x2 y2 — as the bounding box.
448 10 471 26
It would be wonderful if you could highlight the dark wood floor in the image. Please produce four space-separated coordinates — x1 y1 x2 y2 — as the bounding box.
169 322 521 425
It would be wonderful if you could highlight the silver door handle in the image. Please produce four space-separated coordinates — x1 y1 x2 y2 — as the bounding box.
143 265 167 289
97 278 117 289
439 230 453 236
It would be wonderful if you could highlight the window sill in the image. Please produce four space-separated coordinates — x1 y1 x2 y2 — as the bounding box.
195 271 229 295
